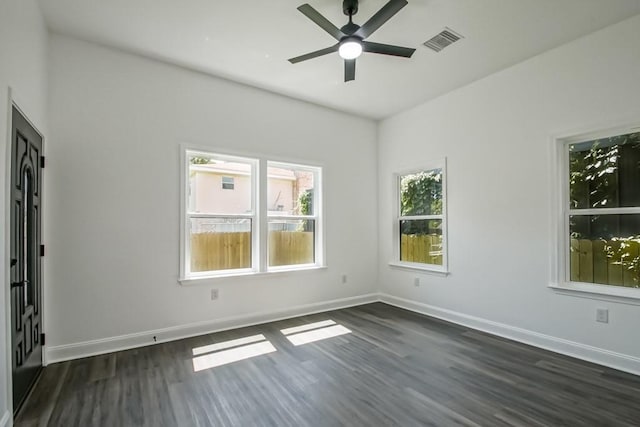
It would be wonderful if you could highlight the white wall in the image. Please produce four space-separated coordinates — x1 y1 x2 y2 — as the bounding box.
46 35 377 356
378 15 640 372
0 0 49 422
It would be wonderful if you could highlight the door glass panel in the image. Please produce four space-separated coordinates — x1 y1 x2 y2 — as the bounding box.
22 170 34 308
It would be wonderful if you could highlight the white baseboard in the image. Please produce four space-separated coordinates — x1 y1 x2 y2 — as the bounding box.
44 291 640 376
0 410 10 427
379 293 640 376
46 293 378 363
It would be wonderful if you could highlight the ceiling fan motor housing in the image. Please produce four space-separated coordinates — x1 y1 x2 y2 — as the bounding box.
343 0 359 16
341 22 360 35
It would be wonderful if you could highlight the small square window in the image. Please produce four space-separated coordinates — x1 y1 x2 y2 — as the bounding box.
222 176 235 190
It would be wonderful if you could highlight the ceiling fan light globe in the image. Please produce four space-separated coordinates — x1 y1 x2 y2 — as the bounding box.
339 40 363 59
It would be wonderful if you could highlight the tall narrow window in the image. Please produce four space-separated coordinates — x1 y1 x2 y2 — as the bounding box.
267 162 320 269
393 162 447 272
185 152 256 276
564 130 640 289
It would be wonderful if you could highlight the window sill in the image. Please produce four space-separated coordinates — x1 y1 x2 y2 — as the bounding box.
179 265 328 286
388 262 449 276
548 282 640 306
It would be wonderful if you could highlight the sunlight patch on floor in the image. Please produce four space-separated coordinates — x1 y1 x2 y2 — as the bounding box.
192 334 267 356
192 335 276 372
280 319 337 335
281 320 351 346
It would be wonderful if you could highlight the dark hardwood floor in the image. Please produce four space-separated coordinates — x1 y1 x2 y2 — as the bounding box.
15 303 640 426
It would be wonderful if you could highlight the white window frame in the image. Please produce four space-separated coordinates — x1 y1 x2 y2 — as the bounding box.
181 150 259 280
179 147 324 282
266 161 323 272
389 159 448 274
550 123 640 303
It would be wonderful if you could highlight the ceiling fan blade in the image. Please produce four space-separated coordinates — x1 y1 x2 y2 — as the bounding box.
297 4 346 41
355 0 408 39
345 59 356 82
363 41 415 58
288 44 339 64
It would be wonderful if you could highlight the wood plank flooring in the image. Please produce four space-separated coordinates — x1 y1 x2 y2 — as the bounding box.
15 303 640 426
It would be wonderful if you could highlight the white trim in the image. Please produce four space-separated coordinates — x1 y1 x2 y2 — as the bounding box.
179 265 328 285
379 293 640 376
392 159 448 272
42 292 640 378
183 267 255 281
0 410 10 427
266 161 323 270
187 213 254 219
181 149 259 280
398 214 443 221
388 261 449 275
189 165 251 177
267 214 317 220
179 142 326 171
548 282 640 305
3 88 13 427
258 158 267 272
568 207 640 215
179 146 189 280
45 293 378 363
551 123 640 302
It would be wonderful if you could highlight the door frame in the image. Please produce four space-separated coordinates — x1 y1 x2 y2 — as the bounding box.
4 87 47 417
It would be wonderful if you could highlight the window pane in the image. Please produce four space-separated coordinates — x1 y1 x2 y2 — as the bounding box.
190 218 251 272
267 165 314 215
400 169 443 216
400 219 443 265
569 214 640 288
569 132 640 209
268 220 315 267
189 155 252 214
221 176 234 190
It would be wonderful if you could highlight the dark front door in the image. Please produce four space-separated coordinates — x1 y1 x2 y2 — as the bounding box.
10 106 43 414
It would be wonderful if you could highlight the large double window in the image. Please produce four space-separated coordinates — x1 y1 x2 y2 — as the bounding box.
558 128 640 296
391 161 448 273
182 150 322 280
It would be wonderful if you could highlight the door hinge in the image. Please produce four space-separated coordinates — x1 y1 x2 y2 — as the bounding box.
41 333 45 346
40 245 45 257
40 156 45 169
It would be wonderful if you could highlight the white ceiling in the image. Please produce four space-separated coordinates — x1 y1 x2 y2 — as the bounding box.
39 0 640 120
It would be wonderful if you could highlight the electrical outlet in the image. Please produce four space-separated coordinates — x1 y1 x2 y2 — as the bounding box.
596 308 609 323
341 274 347 284
414 277 420 287
211 289 219 300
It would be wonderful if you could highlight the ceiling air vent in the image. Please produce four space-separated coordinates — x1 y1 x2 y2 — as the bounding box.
423 28 463 52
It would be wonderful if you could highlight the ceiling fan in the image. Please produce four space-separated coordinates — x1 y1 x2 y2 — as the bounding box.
288 0 416 82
